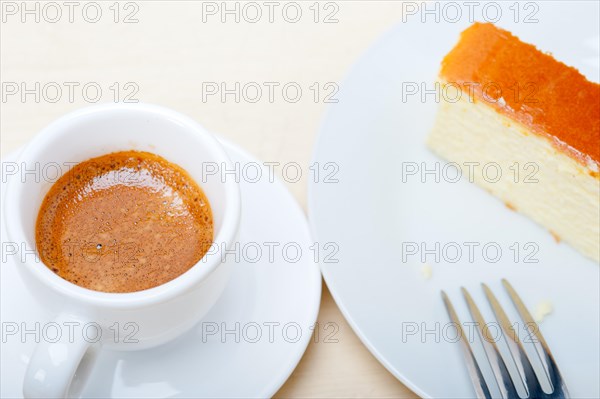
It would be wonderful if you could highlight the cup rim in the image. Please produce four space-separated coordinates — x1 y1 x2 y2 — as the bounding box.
4 103 241 309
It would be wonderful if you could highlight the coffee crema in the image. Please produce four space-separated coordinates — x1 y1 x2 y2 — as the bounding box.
35 150 213 293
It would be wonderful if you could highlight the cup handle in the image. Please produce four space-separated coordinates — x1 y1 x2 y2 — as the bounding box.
23 314 100 398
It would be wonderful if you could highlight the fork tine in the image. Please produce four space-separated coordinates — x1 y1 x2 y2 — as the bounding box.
442 291 492 399
483 283 544 398
462 287 520 399
502 279 570 398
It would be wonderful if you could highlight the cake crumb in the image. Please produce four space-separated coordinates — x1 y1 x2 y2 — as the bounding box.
550 231 561 243
420 263 432 280
533 301 553 323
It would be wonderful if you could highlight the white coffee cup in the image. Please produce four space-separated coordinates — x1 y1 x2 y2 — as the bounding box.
3 103 241 398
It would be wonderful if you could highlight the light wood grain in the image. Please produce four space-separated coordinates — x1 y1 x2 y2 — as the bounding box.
275 283 417 398
1 2 417 397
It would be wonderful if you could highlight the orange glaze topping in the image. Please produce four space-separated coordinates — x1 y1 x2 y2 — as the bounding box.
440 22 600 166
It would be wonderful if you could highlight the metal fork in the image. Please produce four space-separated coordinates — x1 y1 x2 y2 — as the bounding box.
441 279 569 399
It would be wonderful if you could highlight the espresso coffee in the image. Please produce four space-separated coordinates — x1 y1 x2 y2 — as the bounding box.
36 151 213 293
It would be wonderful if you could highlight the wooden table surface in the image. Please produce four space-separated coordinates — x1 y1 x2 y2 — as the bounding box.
1 2 417 396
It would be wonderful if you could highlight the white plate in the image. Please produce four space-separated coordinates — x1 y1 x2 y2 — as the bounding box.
308 2 599 398
1 138 321 398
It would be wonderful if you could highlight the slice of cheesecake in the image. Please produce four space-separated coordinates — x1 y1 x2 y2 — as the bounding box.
427 22 600 262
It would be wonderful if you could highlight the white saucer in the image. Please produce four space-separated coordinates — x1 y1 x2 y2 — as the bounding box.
308 2 599 398
1 138 321 398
